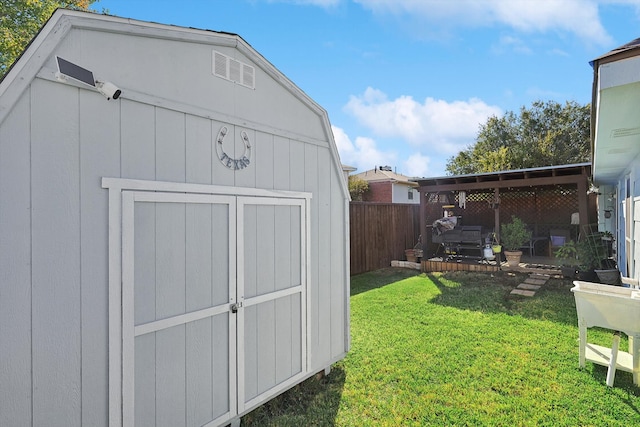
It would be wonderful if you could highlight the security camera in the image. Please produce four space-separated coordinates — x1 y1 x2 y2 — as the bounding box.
95 81 121 100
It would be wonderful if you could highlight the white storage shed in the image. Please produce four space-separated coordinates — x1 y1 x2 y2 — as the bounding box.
0 9 350 427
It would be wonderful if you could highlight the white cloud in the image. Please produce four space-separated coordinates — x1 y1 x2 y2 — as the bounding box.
332 125 397 172
267 0 341 7
404 152 432 178
354 0 616 45
492 35 533 55
344 87 502 156
525 86 565 100
548 48 570 57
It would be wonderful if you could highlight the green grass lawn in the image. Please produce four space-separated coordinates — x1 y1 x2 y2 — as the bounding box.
243 268 640 426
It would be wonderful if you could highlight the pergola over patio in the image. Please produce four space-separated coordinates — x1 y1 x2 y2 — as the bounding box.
414 163 594 258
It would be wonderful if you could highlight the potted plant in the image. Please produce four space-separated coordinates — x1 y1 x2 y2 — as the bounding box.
554 240 578 278
594 262 620 285
405 241 423 263
575 233 615 283
500 215 532 267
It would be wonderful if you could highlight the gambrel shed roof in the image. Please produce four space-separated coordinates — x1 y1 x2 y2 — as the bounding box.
0 9 348 198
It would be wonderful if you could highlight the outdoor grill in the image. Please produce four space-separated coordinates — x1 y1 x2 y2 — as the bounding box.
431 219 484 260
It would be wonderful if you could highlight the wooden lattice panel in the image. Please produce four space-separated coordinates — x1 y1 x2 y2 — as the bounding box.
500 185 578 238
425 185 582 250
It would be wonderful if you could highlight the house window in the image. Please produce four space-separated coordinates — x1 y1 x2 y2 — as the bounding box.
408 189 414 200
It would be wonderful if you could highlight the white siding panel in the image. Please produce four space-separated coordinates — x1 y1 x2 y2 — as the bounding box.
76 30 326 141
243 305 258 401
275 205 293 291
186 203 213 312
186 115 212 184
330 170 347 357
156 325 187 427
234 127 256 189
185 206 213 425
275 294 303 383
242 204 259 401
235 65 326 140
304 144 320 369
186 318 213 426
256 205 276 296
255 131 274 190
121 100 155 180
248 204 277 398
316 147 332 365
156 108 186 182
212 313 231 419
79 90 121 427
0 90 32 426
256 301 277 396
243 204 258 298
212 203 231 306
275 296 293 383
291 295 302 374
289 140 305 193
273 136 290 190
31 79 81 426
290 206 302 293
134 203 157 325
156 202 187 318
134 333 156 427
212 121 235 186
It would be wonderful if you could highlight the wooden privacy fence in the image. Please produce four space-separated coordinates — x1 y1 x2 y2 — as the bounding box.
350 202 421 275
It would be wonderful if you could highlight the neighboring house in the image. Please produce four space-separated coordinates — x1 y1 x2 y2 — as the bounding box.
591 37 640 280
0 10 350 427
353 166 420 204
342 164 357 188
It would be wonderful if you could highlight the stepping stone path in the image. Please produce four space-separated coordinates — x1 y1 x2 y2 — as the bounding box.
510 273 550 297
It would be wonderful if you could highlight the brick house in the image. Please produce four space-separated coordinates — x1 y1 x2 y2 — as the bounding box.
352 166 419 204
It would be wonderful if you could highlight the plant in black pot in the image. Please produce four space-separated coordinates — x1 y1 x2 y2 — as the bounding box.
575 233 614 283
554 240 578 279
500 215 532 267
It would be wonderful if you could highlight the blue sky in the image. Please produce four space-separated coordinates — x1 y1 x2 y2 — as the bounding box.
94 0 640 177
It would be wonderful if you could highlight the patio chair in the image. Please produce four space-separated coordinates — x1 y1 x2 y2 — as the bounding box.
519 226 548 257
549 228 571 257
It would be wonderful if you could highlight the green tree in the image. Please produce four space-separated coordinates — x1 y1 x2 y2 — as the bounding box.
1 0 99 77
348 176 369 201
446 100 591 175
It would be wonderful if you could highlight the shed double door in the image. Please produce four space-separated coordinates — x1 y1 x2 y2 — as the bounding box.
121 191 307 427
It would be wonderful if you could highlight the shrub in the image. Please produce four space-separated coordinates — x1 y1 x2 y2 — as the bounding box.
500 215 531 251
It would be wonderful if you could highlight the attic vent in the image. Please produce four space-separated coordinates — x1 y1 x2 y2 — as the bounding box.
212 50 255 89
611 127 640 138
213 52 227 78
243 64 255 88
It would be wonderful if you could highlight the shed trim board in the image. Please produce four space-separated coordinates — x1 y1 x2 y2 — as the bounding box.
105 178 311 426
35 69 330 150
